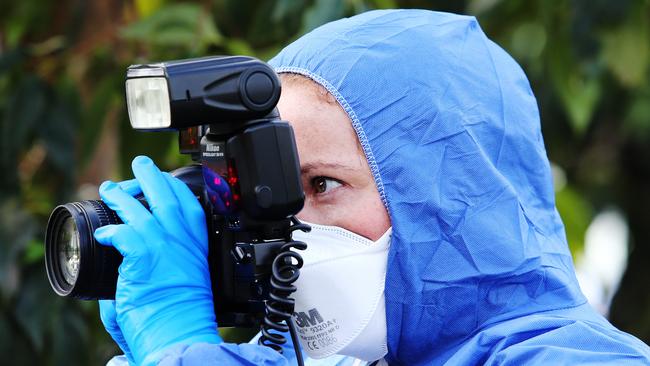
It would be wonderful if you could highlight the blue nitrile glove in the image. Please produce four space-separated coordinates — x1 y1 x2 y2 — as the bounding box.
94 156 222 365
99 299 134 364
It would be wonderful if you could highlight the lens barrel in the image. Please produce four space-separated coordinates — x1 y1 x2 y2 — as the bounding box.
45 200 123 299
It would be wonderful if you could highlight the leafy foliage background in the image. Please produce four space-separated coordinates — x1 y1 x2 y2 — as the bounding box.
1 0 649 364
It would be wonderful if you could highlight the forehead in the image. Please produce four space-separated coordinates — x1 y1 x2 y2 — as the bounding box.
277 80 365 170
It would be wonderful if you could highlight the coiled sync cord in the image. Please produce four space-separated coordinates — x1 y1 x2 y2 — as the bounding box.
259 217 310 366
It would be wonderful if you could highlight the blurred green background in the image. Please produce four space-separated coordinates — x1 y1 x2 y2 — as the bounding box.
1 0 649 364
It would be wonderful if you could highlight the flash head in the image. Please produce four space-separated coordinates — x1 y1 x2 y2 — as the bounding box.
126 56 281 131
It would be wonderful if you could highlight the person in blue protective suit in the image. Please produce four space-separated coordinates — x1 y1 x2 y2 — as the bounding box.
96 9 650 366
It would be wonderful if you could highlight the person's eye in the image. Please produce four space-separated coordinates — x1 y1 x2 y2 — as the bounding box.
311 176 342 194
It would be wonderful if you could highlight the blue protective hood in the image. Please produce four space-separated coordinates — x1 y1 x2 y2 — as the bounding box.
270 9 650 365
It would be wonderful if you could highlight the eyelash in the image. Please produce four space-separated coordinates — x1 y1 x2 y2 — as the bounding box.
309 176 343 195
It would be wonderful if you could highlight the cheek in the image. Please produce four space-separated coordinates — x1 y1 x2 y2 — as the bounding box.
298 189 391 241
342 191 391 241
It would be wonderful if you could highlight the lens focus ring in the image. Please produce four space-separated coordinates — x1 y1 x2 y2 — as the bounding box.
87 200 122 226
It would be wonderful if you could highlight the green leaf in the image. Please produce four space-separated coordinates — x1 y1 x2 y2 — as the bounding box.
601 18 650 88
23 239 44 264
119 119 176 178
0 311 33 364
301 0 346 34
0 48 25 75
556 73 601 135
56 310 93 364
1 77 47 177
509 22 547 61
555 185 594 257
369 0 399 10
14 269 51 352
224 38 256 56
272 0 309 22
120 3 222 49
79 75 122 170
0 199 35 300
623 87 650 142
468 0 505 15
135 0 166 18
548 40 602 135
39 97 76 177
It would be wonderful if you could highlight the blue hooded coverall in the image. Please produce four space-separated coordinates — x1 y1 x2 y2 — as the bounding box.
110 9 650 366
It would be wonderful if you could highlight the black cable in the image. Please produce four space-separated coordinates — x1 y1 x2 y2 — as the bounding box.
288 318 305 366
258 216 310 365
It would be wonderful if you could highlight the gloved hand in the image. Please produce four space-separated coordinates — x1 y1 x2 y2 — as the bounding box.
94 156 222 365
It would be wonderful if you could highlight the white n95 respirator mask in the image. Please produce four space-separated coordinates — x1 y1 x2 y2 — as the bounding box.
290 222 392 361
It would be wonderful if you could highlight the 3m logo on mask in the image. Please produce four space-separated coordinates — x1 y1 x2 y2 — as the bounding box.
293 308 323 328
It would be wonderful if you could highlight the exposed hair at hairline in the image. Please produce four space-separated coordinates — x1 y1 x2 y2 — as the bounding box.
278 73 364 156
279 73 338 105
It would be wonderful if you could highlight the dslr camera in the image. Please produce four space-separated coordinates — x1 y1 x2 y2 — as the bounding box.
44 56 309 349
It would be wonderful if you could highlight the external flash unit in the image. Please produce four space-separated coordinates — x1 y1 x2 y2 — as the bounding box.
125 56 281 131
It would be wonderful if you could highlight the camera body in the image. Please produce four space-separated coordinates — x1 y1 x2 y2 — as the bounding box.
177 115 304 327
45 56 307 328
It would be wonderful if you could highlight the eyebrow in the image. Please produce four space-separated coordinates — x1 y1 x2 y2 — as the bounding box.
300 161 359 175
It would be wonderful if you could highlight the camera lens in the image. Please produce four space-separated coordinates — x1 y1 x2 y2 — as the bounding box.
45 166 203 300
57 216 80 285
45 201 123 299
